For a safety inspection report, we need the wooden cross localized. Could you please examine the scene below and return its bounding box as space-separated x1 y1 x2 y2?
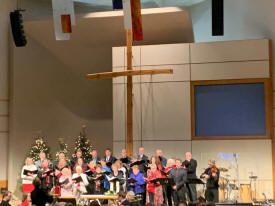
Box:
87 29 173 157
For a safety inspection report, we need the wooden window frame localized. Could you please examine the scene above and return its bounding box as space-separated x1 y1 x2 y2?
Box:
191 78 273 140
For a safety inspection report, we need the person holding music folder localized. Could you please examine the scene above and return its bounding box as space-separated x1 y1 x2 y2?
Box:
169 158 187 206
90 164 105 194
31 177 53 206
73 158 87 173
59 167 73 196
38 159 54 192
200 159 220 203
108 164 125 192
120 148 132 165
54 158 70 195
21 157 38 192
184 152 197 203
100 159 112 191
150 156 162 172
145 164 163 205
72 165 90 194
128 165 145 195
87 160 96 173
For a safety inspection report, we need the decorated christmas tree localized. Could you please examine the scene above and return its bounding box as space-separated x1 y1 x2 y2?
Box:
28 134 51 161
72 125 92 161
55 138 69 160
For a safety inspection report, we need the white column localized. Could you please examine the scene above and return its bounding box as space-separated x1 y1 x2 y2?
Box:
0 0 16 188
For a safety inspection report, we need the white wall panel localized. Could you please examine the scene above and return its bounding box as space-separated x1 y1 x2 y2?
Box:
142 140 191 161
192 139 273 199
113 84 126 141
141 64 190 83
112 47 125 68
141 44 190 66
0 101 8 114
190 39 269 63
113 83 142 141
141 82 191 140
191 61 269 81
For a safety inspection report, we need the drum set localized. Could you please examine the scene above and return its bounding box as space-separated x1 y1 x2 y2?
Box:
218 168 258 203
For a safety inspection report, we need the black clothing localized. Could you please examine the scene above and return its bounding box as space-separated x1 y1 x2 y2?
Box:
0 200 11 206
158 156 167 168
202 167 220 203
137 154 149 175
185 158 197 202
31 187 53 206
121 199 131 206
169 167 187 205
38 170 54 191
104 155 117 165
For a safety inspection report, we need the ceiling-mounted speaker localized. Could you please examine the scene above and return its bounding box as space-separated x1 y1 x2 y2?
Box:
212 0 224 36
10 10 27 47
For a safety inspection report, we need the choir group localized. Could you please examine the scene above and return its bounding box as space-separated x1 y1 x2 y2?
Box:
19 147 220 206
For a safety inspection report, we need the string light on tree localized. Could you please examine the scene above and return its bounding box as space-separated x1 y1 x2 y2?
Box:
72 125 92 161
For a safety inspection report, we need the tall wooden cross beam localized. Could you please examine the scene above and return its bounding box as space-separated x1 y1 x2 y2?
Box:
87 29 173 157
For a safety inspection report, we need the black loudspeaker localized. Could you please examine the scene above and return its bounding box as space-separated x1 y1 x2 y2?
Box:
10 10 27 47
212 0 224 36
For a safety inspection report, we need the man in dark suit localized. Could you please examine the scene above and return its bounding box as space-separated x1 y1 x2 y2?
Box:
169 159 187 206
137 147 149 174
104 148 116 166
184 152 197 203
156 149 167 168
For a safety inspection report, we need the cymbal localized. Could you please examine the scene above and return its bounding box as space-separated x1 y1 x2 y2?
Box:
219 167 228 172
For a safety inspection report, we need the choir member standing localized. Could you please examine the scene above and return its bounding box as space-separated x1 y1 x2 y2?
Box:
201 159 220 203
35 151 51 172
137 147 149 175
59 167 73 196
92 164 105 194
38 159 54 192
169 159 187 206
164 159 176 206
128 165 145 196
21 157 37 192
150 156 162 171
54 158 70 195
146 164 163 206
70 149 83 168
156 149 167 169
100 159 111 191
184 152 197 203
89 149 101 163
104 148 117 166
109 164 125 192
72 165 89 195
73 158 87 173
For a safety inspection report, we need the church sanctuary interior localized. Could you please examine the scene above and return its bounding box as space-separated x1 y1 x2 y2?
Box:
1 0 275 205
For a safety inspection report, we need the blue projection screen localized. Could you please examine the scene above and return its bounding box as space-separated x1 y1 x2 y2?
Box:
194 83 266 136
